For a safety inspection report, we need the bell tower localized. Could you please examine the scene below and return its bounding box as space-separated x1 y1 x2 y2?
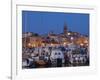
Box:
63 23 68 34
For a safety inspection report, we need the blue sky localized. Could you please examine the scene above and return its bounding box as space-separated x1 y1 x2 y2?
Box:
22 11 89 35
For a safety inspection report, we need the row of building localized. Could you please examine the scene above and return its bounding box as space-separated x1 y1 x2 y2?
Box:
22 24 89 48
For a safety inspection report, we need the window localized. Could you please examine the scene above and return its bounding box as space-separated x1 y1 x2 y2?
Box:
58 53 61 55
55 53 57 55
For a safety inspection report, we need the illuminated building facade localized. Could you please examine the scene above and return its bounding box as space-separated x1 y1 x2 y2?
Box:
22 23 89 48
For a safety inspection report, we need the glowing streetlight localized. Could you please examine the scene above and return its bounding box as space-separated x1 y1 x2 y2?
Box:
80 43 84 46
71 37 74 40
84 40 88 44
28 43 31 46
42 43 45 47
67 32 71 35
63 42 67 46
51 43 54 46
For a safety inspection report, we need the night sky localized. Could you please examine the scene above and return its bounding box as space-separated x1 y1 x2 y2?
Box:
22 11 89 35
